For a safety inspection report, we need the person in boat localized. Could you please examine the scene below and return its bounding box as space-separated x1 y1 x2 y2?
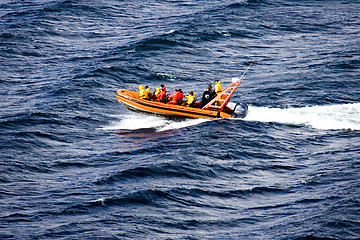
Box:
152 87 160 100
177 89 185 104
158 84 167 103
214 80 223 106
214 80 222 96
168 89 184 105
168 89 178 105
144 85 152 100
182 91 196 107
200 83 216 108
138 85 147 99
167 89 176 104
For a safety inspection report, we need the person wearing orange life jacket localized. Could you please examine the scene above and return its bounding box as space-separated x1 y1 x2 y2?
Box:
177 89 185 104
144 85 152 99
169 89 184 105
182 91 196 107
138 85 146 99
178 89 185 104
158 84 167 103
168 89 178 104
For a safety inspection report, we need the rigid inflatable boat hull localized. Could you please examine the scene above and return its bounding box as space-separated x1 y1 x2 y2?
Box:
115 89 240 119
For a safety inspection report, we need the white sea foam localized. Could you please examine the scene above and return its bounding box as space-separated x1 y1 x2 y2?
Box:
102 113 209 131
167 29 176 34
102 114 168 130
104 104 360 132
156 118 209 132
244 103 360 131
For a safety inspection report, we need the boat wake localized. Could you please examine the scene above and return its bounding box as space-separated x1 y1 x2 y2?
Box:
102 113 209 132
244 103 360 131
103 103 360 132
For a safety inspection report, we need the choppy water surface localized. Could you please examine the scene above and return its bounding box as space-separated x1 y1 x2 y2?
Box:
1 0 359 239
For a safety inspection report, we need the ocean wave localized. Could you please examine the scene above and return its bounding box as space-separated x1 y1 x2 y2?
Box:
95 162 217 185
52 161 88 169
1 0 360 239
87 185 288 210
1 111 61 128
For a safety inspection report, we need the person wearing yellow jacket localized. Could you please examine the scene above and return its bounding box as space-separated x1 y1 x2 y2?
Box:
153 87 160 97
144 86 152 99
183 91 196 107
214 80 222 95
138 85 146 99
214 80 223 106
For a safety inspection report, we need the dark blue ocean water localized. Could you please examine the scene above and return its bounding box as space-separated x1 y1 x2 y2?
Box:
1 0 360 239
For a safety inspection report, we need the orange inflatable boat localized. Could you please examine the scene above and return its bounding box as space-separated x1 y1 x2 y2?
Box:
115 80 248 119
116 65 251 119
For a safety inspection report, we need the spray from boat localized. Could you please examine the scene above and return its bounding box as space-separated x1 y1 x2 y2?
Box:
102 113 210 132
103 103 360 132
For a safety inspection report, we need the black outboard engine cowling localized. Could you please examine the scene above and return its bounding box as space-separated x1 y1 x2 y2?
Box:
232 102 248 118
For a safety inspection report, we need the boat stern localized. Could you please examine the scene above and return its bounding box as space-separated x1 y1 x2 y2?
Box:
226 102 248 118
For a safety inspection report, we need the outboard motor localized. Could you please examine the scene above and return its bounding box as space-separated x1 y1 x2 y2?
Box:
232 102 248 118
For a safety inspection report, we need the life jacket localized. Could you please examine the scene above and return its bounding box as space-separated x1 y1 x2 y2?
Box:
158 86 167 102
154 88 160 97
185 92 196 106
152 88 160 101
177 91 185 103
215 81 222 95
144 87 151 99
138 85 146 99
168 91 177 104
169 90 184 104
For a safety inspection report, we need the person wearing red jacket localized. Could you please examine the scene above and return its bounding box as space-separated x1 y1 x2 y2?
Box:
158 84 167 103
169 89 184 105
